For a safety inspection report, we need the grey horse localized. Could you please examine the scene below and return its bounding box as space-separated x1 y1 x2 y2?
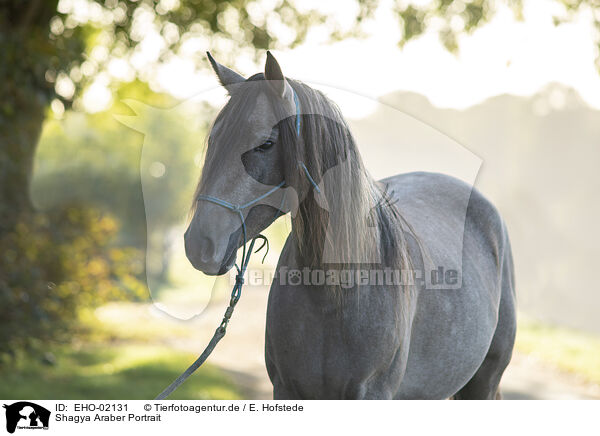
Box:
184 52 516 399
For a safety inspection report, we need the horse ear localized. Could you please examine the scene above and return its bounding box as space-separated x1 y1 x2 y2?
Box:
206 52 245 90
264 51 289 98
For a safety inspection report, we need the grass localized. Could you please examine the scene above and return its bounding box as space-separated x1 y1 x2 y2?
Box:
0 304 241 400
515 315 600 385
0 344 240 400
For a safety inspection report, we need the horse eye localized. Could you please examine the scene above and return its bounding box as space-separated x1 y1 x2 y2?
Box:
256 140 275 152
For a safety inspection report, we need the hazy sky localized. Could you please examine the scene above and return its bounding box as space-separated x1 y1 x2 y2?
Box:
78 0 600 117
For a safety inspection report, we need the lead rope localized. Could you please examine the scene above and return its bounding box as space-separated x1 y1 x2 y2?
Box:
155 87 318 400
155 235 267 400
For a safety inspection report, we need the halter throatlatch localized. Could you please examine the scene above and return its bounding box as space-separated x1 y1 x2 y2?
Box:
155 87 319 400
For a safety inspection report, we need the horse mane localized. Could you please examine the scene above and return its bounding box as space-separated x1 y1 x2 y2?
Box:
280 78 415 286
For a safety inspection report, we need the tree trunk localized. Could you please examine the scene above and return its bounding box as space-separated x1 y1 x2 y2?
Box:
0 1 58 232
0 92 46 230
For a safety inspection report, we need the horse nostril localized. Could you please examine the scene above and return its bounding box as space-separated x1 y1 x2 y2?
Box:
185 231 219 265
198 236 216 262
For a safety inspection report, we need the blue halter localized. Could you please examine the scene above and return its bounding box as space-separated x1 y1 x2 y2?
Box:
195 87 318 259
293 88 301 136
293 90 320 193
193 87 320 301
156 86 322 400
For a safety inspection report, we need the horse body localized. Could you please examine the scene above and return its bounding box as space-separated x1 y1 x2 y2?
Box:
266 172 516 399
187 52 516 400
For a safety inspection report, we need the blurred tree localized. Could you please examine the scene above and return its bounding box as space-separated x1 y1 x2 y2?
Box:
31 86 205 280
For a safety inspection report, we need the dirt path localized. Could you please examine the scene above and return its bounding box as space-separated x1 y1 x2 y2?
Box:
152 285 600 400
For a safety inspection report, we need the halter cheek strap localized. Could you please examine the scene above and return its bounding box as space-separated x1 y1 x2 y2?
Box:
293 88 301 136
292 88 321 194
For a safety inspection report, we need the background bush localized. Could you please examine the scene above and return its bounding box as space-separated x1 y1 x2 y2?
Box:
0 205 145 362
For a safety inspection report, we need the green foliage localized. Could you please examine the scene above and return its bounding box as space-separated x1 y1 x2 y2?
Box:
0 206 145 362
5 0 598 128
0 0 343 112
393 0 497 51
391 0 600 69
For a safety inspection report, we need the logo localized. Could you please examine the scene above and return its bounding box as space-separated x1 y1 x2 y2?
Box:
3 402 50 434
